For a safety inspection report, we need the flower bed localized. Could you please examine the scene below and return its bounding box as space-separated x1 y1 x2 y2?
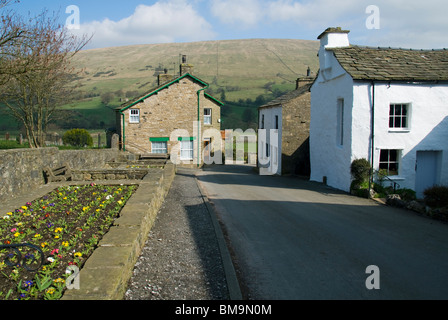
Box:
0 183 137 300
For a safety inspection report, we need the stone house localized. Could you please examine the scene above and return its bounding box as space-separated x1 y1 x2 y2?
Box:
258 77 313 176
116 57 223 167
310 27 448 197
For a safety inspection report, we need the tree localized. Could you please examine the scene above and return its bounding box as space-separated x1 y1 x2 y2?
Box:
101 92 115 105
0 8 91 148
62 128 93 148
242 108 254 123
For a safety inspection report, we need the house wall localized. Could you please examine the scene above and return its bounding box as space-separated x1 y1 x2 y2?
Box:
310 60 354 191
352 82 448 195
258 106 282 175
281 91 311 175
119 77 221 166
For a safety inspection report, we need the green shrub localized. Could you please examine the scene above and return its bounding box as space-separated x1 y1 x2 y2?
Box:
62 129 93 148
395 188 416 202
424 185 448 208
350 158 371 192
351 159 371 182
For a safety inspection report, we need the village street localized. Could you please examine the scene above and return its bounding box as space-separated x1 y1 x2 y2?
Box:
196 164 448 300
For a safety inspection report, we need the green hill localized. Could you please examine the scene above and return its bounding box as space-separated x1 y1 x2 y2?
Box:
0 38 319 133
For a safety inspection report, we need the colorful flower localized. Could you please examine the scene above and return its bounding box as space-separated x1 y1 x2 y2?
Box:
46 288 55 295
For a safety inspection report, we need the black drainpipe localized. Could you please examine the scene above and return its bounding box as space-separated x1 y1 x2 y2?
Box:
369 81 375 197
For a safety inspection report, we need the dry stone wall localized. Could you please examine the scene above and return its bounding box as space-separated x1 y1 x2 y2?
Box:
0 148 121 203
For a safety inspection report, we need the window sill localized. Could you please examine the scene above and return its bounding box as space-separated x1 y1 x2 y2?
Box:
388 129 410 133
384 176 405 181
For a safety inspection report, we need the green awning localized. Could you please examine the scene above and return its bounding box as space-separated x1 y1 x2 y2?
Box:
178 137 196 141
150 137 170 142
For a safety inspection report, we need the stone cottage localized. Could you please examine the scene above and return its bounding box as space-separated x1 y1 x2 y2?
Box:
116 57 223 167
258 77 313 176
310 27 448 198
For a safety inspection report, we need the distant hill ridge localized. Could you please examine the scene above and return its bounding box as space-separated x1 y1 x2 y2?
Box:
72 38 320 101
0 39 320 132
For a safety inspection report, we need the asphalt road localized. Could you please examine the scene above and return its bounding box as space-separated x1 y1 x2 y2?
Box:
196 164 448 300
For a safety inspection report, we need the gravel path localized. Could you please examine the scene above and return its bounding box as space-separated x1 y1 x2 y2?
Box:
124 168 230 300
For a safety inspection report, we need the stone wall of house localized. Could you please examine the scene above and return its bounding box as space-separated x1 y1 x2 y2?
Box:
0 148 121 203
281 88 311 176
120 76 221 165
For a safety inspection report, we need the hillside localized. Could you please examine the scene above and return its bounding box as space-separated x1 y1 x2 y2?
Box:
0 38 319 132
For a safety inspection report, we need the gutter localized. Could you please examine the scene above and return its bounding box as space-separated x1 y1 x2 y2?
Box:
197 85 209 168
120 110 126 152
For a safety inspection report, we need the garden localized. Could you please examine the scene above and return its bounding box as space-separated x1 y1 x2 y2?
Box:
0 183 137 300
350 159 448 221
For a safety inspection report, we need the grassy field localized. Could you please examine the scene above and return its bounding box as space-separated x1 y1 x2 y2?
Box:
0 38 319 134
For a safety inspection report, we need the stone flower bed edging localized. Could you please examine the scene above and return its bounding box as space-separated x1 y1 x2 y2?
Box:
61 163 176 300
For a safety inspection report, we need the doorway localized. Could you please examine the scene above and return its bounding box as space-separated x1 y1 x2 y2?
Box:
415 151 442 199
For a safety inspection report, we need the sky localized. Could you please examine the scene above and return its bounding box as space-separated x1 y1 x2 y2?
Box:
9 0 448 50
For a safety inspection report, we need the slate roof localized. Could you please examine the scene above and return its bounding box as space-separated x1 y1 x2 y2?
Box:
118 73 223 112
328 46 448 82
259 83 312 109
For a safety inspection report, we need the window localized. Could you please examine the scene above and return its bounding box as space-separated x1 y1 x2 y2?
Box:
180 140 194 160
204 108 212 125
152 141 167 154
130 109 140 123
336 99 344 146
389 104 409 129
379 149 400 176
261 115 265 129
275 115 279 130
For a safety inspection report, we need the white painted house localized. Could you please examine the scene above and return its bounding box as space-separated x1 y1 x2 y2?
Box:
310 27 448 198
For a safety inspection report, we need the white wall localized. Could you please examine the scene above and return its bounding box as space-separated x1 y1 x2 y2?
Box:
352 82 448 194
310 52 354 192
258 106 282 175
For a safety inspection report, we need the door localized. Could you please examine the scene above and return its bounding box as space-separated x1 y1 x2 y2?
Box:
415 151 442 199
203 139 211 163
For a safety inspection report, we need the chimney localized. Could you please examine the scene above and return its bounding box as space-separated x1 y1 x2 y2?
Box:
180 54 194 76
296 67 314 89
317 27 350 49
318 27 350 73
158 68 173 86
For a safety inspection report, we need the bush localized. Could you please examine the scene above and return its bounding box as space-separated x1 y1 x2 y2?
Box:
351 159 371 182
423 185 448 208
395 188 416 202
350 159 371 191
62 129 93 148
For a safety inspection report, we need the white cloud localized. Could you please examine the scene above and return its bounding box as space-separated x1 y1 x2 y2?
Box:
210 0 264 27
208 0 448 48
72 1 215 49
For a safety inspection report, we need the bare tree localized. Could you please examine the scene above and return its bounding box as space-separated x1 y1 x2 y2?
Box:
0 8 91 147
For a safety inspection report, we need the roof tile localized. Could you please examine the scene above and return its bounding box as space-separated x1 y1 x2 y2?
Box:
329 46 448 81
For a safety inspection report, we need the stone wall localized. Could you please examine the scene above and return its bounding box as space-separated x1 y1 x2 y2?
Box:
281 85 311 176
0 148 121 203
